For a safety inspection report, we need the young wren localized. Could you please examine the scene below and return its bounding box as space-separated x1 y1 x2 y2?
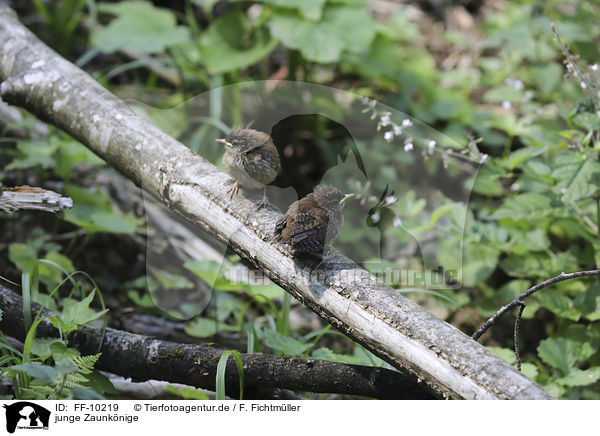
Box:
217 128 281 209
275 185 354 256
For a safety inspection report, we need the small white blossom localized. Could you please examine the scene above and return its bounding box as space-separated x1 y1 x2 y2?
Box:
404 142 414 151
393 124 402 135
502 101 512 109
591 64 598 71
513 80 524 90
524 91 533 102
504 78 513 86
384 195 397 206
511 183 520 191
401 119 413 128
580 81 587 89
566 63 573 71
384 131 394 142
480 153 489 163
393 217 402 228
380 114 391 126
426 139 436 153
371 213 381 223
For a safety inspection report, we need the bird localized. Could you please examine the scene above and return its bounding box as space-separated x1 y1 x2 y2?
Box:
275 185 354 257
216 128 281 209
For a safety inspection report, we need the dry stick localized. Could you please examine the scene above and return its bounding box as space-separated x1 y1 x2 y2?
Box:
0 4 552 399
472 269 600 342
0 285 433 400
514 301 526 371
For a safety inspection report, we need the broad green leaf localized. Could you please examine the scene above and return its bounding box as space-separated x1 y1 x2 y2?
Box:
9 362 58 384
537 337 576 375
535 290 580 321
551 153 600 203
199 10 278 74
263 329 311 356
487 346 516 364
269 5 375 63
574 284 600 321
504 146 547 170
150 268 194 290
312 347 365 365
30 337 62 359
167 385 210 400
71 387 106 400
5 141 58 170
60 291 108 328
8 243 38 273
63 204 137 234
556 367 600 387
531 64 562 96
184 317 237 338
262 0 326 20
490 192 552 220
92 1 190 53
269 14 344 63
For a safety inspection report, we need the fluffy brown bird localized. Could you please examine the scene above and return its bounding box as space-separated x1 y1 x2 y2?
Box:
217 128 281 209
275 185 354 256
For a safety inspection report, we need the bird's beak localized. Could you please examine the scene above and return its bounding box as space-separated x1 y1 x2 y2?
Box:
339 193 355 205
216 138 233 148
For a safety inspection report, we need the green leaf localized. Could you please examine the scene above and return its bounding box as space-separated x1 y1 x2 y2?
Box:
5 141 58 170
504 146 547 170
167 385 209 400
535 290 580 321
556 367 600 387
71 387 106 400
537 338 576 375
92 1 190 53
551 152 600 202
269 5 375 63
262 0 326 20
9 362 58 384
184 317 236 338
312 347 367 365
531 64 563 96
63 204 137 234
574 284 600 321
215 350 244 400
60 290 108 328
490 193 552 220
263 329 311 356
199 10 278 74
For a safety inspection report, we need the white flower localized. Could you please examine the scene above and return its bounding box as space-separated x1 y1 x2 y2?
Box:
480 153 489 163
580 81 587 89
384 195 396 206
566 63 573 71
513 79 524 90
371 212 380 223
380 114 391 126
524 91 533 102
511 183 520 191
401 119 413 128
504 78 513 86
384 131 394 142
393 217 402 228
591 64 598 71
393 124 402 135
502 101 512 109
426 139 436 153
404 142 413 151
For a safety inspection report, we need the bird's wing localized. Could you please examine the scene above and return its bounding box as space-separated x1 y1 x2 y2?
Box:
289 207 329 253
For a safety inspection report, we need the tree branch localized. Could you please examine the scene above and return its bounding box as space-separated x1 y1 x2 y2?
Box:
0 4 552 399
0 185 73 213
0 284 433 400
472 269 600 342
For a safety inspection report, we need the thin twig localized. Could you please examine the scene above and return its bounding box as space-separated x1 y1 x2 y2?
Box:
514 301 526 371
472 269 600 341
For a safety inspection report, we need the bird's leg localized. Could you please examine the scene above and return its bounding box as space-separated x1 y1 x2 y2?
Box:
226 181 240 200
256 186 268 210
